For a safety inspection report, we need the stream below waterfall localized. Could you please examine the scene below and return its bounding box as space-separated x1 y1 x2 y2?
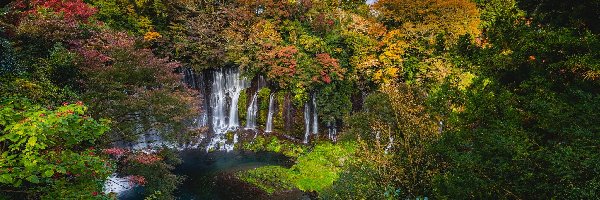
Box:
119 150 310 200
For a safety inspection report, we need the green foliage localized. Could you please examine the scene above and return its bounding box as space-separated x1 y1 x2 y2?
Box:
0 76 77 105
90 0 173 34
316 81 353 124
258 88 272 126
241 135 306 158
238 89 248 127
239 141 356 194
237 166 295 194
291 142 356 192
517 0 600 33
2 0 600 199
320 160 399 200
0 98 113 199
37 44 82 89
427 1 600 199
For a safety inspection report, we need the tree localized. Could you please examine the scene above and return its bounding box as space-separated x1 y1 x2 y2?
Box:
517 0 600 33
326 83 441 198
430 0 600 198
374 0 480 43
0 99 113 199
73 30 199 144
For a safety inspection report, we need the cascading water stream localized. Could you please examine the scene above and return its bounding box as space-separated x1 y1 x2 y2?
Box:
328 121 337 142
206 68 249 152
311 94 318 135
211 70 227 133
303 102 311 143
265 93 275 132
246 92 259 129
226 71 246 129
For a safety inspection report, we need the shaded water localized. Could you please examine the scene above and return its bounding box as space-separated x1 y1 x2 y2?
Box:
122 150 307 200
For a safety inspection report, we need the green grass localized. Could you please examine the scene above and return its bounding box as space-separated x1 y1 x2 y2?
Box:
237 140 357 194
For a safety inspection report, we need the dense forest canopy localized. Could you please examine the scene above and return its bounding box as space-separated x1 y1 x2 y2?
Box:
1 0 599 199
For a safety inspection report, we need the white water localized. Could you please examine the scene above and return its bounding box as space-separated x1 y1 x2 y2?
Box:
311 94 318 135
328 121 337 142
303 102 311 143
246 92 259 129
206 68 249 152
302 94 320 143
385 136 394 154
104 174 132 196
226 71 246 129
211 70 228 132
265 93 275 132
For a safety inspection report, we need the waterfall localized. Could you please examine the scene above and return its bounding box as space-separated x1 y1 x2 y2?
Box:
210 70 228 133
311 94 318 135
385 136 394 154
303 102 311 143
226 71 245 129
265 93 275 132
246 92 259 129
258 76 266 88
302 94 319 143
206 68 249 152
328 121 337 142
245 76 266 130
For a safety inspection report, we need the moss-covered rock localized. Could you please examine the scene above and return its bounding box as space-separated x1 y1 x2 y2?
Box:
225 131 235 142
238 89 248 127
236 166 296 195
274 91 286 132
258 88 271 127
241 135 306 158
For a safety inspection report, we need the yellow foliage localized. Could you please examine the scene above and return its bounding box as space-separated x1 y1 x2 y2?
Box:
299 34 326 53
456 72 476 91
249 20 283 46
373 69 383 82
421 58 453 83
143 31 162 41
375 0 481 41
379 30 408 66
341 12 387 38
372 66 401 84
385 67 399 79
351 54 380 71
